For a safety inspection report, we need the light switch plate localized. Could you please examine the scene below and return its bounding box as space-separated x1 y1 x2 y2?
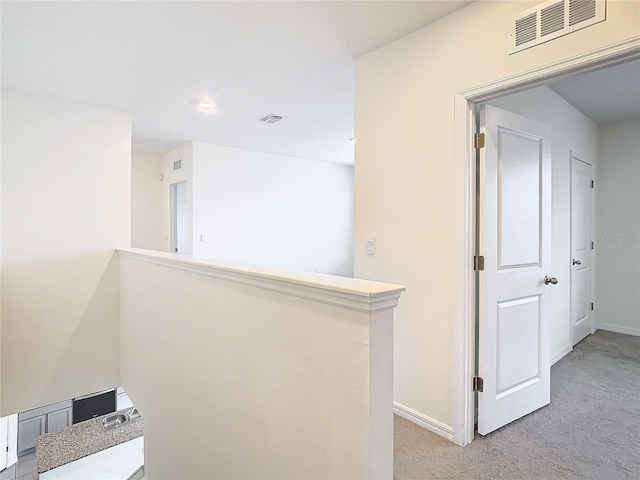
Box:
366 237 375 255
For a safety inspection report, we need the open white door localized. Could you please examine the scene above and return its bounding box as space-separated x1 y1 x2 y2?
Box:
170 181 191 255
477 105 554 435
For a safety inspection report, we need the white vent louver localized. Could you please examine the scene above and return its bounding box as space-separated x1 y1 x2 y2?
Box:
259 114 285 124
541 2 565 37
173 159 182 170
510 0 605 54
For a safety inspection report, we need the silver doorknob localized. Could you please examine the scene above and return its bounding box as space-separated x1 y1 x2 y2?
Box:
544 276 558 285
572 259 582 265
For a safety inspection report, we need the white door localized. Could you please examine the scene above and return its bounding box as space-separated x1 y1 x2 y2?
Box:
477 105 554 435
170 181 191 255
0 415 18 470
571 156 593 345
0 416 7 470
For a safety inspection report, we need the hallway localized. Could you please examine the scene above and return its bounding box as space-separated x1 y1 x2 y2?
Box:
394 331 640 479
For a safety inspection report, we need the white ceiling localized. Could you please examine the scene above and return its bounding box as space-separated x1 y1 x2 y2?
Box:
549 59 640 125
1 1 472 165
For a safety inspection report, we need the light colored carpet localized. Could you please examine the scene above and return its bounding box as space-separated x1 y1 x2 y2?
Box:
394 330 640 479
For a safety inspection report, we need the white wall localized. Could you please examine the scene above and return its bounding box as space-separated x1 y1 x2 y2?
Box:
596 119 640 335
488 86 599 363
191 142 354 277
131 152 163 251
1 89 131 415
354 0 639 439
119 249 401 479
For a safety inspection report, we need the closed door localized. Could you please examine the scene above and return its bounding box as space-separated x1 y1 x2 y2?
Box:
477 105 554 435
571 157 593 345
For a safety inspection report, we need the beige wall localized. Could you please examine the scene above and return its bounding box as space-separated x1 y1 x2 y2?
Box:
131 152 163 251
354 0 639 437
596 119 640 335
1 90 131 415
119 250 400 479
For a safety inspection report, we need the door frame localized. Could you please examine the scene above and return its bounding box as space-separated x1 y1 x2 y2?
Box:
453 38 640 446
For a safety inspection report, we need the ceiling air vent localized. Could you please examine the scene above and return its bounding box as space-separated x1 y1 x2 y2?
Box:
259 114 285 124
510 0 606 54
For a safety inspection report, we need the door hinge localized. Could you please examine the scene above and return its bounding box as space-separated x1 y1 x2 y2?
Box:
591 180 594 188
474 255 485 271
474 133 485 149
591 302 594 311
473 376 484 393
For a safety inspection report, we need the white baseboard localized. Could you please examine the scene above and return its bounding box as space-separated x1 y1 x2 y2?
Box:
597 324 640 336
393 402 454 442
551 344 572 365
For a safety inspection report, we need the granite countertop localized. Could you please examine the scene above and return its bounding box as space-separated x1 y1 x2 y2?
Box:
36 408 144 473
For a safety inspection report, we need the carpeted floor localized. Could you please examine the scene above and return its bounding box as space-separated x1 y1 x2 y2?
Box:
394 330 640 479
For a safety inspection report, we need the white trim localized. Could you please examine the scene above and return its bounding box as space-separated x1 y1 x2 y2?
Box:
117 248 404 314
596 324 640 337
456 37 640 447
452 93 476 447
393 402 454 442
551 345 573 365
459 36 640 103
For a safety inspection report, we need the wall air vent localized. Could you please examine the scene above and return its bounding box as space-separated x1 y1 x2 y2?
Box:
173 159 182 171
569 0 597 25
510 0 605 54
541 1 565 36
515 13 537 46
259 114 285 124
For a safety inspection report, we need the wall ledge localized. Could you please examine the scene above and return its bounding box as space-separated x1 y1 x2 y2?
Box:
117 248 404 314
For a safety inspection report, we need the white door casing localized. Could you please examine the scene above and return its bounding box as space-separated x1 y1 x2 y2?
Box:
571 156 594 345
477 105 553 435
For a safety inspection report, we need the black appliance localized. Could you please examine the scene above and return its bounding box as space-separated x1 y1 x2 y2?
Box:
72 389 116 424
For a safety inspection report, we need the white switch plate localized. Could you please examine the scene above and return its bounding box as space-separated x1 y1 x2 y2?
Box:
366 237 375 255
200 234 208 242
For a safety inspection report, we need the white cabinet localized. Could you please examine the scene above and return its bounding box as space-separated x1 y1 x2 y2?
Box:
17 415 46 454
17 400 73 456
47 407 72 434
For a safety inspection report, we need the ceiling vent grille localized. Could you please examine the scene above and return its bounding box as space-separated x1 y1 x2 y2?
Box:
259 114 285 124
510 0 606 54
